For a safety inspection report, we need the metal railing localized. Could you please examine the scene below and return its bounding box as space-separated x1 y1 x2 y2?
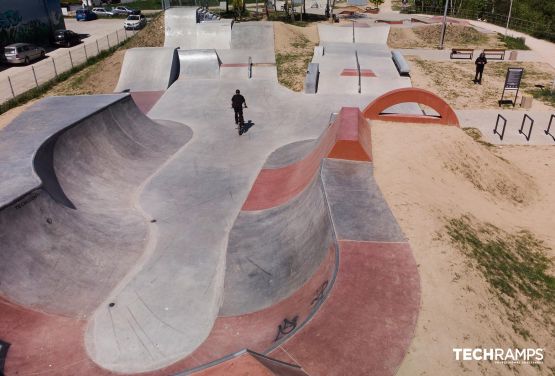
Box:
493 114 507 141
355 50 361 94
0 28 137 106
402 5 555 41
545 114 555 141
518 114 534 141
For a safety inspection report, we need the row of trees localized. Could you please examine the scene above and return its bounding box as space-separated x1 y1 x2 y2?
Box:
411 0 554 39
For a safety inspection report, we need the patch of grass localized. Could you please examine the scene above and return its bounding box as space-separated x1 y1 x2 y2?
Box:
121 0 162 10
267 11 327 26
0 47 119 115
413 24 488 47
532 88 555 107
276 51 312 91
498 34 530 50
462 127 495 148
445 215 555 340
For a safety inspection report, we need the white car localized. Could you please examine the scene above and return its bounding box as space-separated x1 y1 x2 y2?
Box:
112 6 140 15
124 14 147 30
92 7 114 17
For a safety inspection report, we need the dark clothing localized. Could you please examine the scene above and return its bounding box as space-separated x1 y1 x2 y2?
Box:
234 107 244 124
231 94 246 109
474 55 487 83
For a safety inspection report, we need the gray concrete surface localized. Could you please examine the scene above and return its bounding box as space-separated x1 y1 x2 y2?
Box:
322 159 406 242
178 49 221 79
115 47 179 92
457 109 555 145
0 95 192 318
221 175 333 316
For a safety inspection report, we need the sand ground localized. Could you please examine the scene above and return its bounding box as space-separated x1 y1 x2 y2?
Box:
372 122 555 376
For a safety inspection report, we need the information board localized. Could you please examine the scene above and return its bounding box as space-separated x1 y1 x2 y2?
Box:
504 68 524 89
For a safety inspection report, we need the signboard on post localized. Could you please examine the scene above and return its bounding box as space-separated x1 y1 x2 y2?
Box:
499 67 524 107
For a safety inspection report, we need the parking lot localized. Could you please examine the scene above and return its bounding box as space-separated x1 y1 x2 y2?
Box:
0 18 124 80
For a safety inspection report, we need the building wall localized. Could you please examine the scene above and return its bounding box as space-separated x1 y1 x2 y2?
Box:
0 0 65 48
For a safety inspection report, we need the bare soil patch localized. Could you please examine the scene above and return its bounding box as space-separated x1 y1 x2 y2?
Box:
371 122 555 376
274 21 319 91
407 56 555 110
388 24 503 49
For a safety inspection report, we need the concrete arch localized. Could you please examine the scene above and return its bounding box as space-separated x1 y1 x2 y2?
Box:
363 88 460 126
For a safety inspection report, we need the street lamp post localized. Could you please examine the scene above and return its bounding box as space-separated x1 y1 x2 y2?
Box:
438 0 449 49
505 0 514 36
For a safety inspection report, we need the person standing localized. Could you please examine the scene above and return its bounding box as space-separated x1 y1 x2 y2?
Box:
231 89 247 125
474 52 488 84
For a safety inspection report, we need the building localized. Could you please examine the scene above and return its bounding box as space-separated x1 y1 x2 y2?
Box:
0 0 65 49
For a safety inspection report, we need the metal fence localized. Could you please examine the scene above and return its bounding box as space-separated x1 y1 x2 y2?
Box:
0 28 137 106
402 6 555 41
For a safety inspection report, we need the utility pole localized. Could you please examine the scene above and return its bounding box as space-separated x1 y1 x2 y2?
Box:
505 0 514 36
438 0 449 49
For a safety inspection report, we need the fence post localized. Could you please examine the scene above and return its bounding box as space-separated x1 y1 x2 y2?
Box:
84 44 88 60
31 66 39 88
107 35 110 49
116 30 120 44
96 40 100 55
69 50 74 68
124 28 128 40
7 76 15 98
52 59 58 78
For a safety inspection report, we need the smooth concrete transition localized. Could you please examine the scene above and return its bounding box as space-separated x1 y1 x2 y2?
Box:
0 14 426 376
115 47 179 92
178 49 221 79
164 7 233 50
221 176 333 316
0 95 192 317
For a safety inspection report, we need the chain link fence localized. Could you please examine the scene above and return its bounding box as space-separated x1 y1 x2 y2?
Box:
0 28 138 106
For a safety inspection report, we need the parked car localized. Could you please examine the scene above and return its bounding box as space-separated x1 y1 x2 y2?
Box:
124 14 147 30
92 7 114 17
112 6 140 15
76 9 97 21
4 43 46 65
53 29 81 47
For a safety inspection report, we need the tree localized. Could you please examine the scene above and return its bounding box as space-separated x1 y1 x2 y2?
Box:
371 0 384 9
232 0 243 20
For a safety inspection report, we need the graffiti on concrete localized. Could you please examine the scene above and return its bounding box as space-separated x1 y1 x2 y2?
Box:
311 280 329 306
274 315 299 342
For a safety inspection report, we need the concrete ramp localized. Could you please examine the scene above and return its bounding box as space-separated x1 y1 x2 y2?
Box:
318 24 354 43
115 47 179 92
354 25 390 44
164 7 232 49
0 95 192 318
178 49 221 79
164 7 197 48
231 22 274 50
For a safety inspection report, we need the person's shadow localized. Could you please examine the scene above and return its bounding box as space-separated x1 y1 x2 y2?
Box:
242 120 255 134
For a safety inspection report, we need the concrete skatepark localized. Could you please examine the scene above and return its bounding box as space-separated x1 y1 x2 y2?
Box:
0 6 483 376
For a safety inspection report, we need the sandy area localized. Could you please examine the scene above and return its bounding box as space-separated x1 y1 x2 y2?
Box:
371 121 555 376
389 24 504 49
407 57 555 110
274 22 319 91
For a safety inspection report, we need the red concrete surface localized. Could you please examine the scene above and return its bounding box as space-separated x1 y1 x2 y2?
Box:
328 107 372 162
363 88 460 126
190 351 309 376
340 69 376 77
272 240 421 376
130 91 165 114
243 108 372 210
1 245 335 375
189 353 276 376
241 119 339 211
